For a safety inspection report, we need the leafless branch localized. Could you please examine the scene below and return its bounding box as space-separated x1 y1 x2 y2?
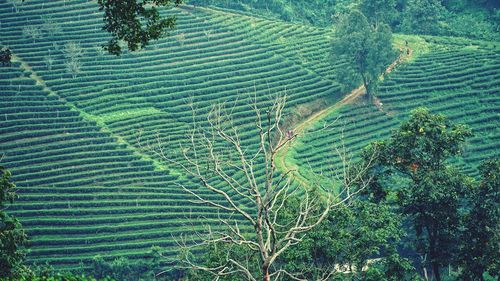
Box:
144 94 376 280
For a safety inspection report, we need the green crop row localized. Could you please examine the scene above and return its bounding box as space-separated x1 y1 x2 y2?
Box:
293 39 499 189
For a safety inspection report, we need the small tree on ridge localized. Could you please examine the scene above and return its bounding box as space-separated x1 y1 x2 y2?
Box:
331 9 397 101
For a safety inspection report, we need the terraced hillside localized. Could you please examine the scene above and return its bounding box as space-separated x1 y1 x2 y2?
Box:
0 0 344 269
2 0 498 272
0 59 236 267
289 37 499 185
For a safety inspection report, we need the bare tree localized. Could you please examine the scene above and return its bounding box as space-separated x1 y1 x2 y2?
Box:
175 32 186 47
63 42 83 79
6 0 23 13
63 42 83 59
65 58 81 79
94 44 106 57
44 55 55 71
146 95 374 280
22 25 42 43
42 16 63 37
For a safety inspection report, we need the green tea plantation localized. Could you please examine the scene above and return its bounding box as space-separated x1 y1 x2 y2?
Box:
0 0 498 273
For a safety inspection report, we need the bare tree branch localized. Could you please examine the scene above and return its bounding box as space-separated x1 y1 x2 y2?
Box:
145 94 375 280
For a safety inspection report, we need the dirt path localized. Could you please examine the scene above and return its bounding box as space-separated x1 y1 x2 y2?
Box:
275 47 414 187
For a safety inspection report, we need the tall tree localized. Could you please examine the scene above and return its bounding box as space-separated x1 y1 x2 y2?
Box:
97 0 182 55
331 9 396 101
363 108 473 281
0 164 30 279
459 158 499 280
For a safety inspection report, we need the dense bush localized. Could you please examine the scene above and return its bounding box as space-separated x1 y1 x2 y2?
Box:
188 0 337 26
187 0 499 41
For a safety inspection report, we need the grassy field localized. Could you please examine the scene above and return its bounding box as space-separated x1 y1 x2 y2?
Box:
0 0 498 271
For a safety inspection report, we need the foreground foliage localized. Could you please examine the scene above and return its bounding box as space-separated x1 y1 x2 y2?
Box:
458 159 500 280
186 195 421 280
0 165 29 279
97 0 182 55
363 108 498 281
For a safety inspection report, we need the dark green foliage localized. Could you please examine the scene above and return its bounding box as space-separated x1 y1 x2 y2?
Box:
0 166 30 280
378 108 472 171
364 108 473 281
331 9 397 99
185 196 419 280
401 167 470 280
90 247 163 281
398 0 498 40
97 0 182 55
189 0 498 41
280 199 408 279
458 158 499 280
184 243 259 281
26 271 115 281
363 253 423 281
400 0 446 35
359 0 398 27
0 48 12 67
188 0 337 27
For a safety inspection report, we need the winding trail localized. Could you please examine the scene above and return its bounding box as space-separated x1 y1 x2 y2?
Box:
275 47 414 187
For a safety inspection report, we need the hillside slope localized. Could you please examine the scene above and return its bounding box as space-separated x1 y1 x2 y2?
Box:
0 0 343 269
288 37 499 186
0 0 498 271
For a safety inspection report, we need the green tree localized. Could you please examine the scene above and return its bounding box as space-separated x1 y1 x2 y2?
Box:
459 158 499 280
400 0 446 34
331 9 396 101
279 198 410 280
89 246 165 280
186 196 420 280
97 0 182 55
364 108 473 281
184 242 259 281
0 48 12 67
0 165 30 279
363 253 423 281
359 0 398 28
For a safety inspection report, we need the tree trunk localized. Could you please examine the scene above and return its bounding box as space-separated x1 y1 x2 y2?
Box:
361 74 372 102
432 262 441 281
263 264 270 281
429 229 441 281
423 267 429 280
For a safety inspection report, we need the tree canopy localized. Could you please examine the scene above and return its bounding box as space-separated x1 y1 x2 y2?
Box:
0 165 30 279
458 158 500 280
0 48 12 67
359 0 397 27
400 0 446 34
97 0 182 55
363 108 474 281
331 9 396 100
